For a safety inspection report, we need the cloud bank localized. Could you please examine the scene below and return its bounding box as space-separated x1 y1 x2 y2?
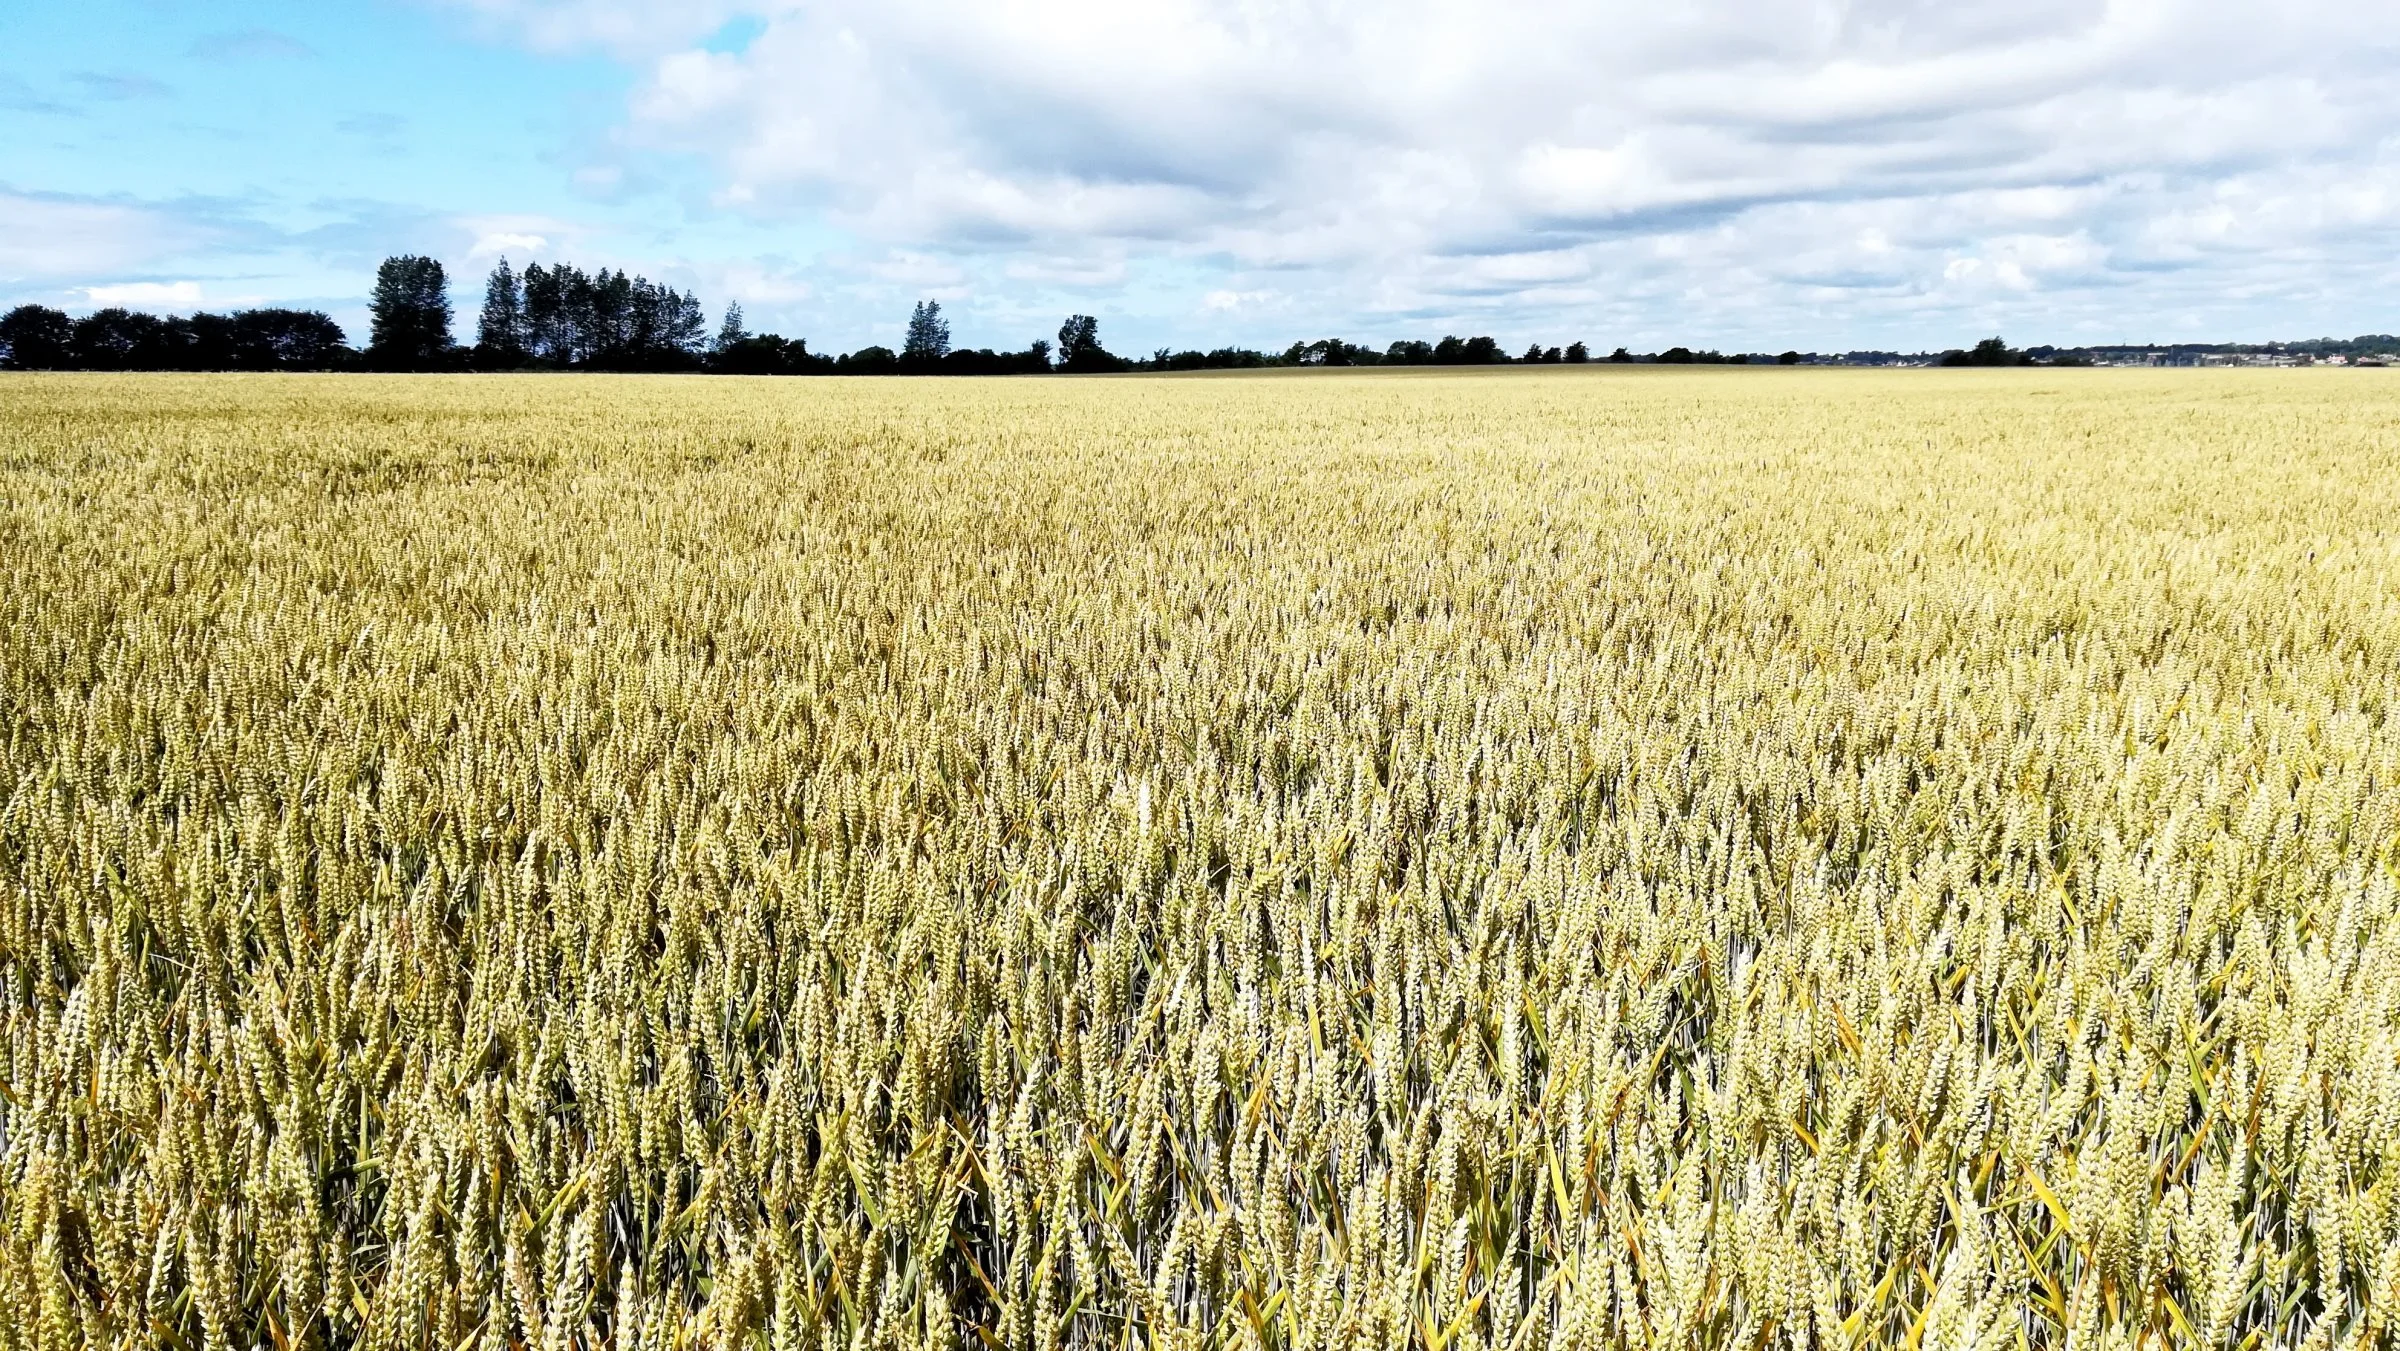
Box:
434 0 2400 346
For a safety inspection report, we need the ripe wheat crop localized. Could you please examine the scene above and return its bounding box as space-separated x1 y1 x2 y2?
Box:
3 368 2398 1351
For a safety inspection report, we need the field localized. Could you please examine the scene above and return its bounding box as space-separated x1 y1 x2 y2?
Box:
2 368 2398 1351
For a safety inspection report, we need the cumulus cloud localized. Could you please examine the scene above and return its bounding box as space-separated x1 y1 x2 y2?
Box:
398 1 2400 342
82 280 207 307
1201 290 1275 313
469 230 552 258
0 191 204 282
709 260 814 306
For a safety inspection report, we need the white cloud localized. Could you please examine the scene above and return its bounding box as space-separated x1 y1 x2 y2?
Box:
82 280 207 306
1004 253 1128 286
710 261 813 305
470 231 550 258
454 214 592 264
440 1 2400 345
1201 289 1275 313
863 250 969 289
0 192 195 282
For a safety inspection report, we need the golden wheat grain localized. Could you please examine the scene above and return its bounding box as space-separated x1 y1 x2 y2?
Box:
0 367 2396 1350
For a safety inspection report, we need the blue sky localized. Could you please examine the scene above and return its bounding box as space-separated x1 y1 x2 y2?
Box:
5 0 2399 355
0 2 791 339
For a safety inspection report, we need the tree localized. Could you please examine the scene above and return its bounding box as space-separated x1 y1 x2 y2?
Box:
488 259 704 370
475 258 528 366
716 302 747 352
615 278 704 368
1564 342 1589 364
522 264 567 363
903 300 951 366
1778 350 1803 365
1028 338 1053 369
73 309 181 369
1057 315 1099 366
1056 315 1123 372
712 332 826 376
368 255 454 369
1290 339 1377 367
217 310 349 369
840 345 900 374
1422 335 1506 365
1607 347 1633 363
584 269 632 357
0 305 74 369
1939 337 2024 367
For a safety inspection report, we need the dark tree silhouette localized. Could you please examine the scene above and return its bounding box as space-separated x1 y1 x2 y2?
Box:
368 255 453 369
522 264 568 363
903 300 951 367
207 310 349 369
624 277 706 367
715 302 747 353
1057 315 1100 368
4 305 349 371
72 309 181 369
711 333 830 375
475 259 528 366
1056 315 1124 372
1288 339 1381 366
1148 347 1270 370
1430 335 1507 365
1564 342 1589 363
937 345 1057 375
63 307 354 370
253 310 347 367
0 305 75 369
1940 337 2025 367
500 260 704 369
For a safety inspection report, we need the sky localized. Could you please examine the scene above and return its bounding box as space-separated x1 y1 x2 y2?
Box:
4 0 2398 356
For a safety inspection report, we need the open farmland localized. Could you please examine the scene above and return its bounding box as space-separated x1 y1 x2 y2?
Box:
3 368 2399 1350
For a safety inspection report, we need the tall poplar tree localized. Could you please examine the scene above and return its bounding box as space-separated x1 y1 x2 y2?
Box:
903 300 951 366
367 255 453 369
476 258 527 364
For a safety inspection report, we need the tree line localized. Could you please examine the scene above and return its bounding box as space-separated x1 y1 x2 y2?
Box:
1 250 2096 375
0 305 349 371
1935 337 2092 367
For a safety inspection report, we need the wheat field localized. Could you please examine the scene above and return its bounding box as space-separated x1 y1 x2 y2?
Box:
3 369 2398 1351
